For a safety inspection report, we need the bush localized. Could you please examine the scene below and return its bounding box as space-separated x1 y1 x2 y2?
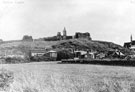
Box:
30 56 51 62
57 50 74 60
5 57 30 64
0 68 14 91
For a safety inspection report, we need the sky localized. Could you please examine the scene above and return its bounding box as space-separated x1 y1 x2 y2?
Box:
0 0 135 45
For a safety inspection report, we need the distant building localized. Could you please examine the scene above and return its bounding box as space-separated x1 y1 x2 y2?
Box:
48 50 57 60
30 49 57 61
124 42 131 49
63 27 67 40
124 35 135 52
107 49 124 58
57 32 62 40
44 27 92 41
22 35 33 41
30 49 47 57
73 50 95 59
74 32 92 40
56 27 71 40
96 53 106 59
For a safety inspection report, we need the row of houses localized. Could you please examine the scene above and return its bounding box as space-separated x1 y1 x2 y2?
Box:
72 49 124 60
30 49 57 61
0 47 125 62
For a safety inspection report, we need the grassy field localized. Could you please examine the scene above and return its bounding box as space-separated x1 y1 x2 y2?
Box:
1 62 135 92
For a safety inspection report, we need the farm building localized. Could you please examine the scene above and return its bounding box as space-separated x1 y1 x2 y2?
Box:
124 35 135 52
74 51 87 59
85 52 95 59
96 53 106 59
48 50 57 61
107 49 125 58
74 50 95 59
48 50 57 58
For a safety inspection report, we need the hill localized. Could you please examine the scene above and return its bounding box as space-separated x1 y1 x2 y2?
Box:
52 39 130 54
0 41 58 59
0 39 130 57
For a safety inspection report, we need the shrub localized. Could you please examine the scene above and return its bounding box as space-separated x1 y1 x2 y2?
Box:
5 57 30 64
57 50 74 60
0 68 14 91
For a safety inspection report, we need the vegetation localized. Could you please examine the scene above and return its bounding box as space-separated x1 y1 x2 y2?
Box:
0 68 14 91
52 39 130 54
57 49 74 60
0 62 135 92
5 57 30 64
0 39 131 62
0 39 129 54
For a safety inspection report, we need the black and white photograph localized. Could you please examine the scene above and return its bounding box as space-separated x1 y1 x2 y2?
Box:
0 0 135 92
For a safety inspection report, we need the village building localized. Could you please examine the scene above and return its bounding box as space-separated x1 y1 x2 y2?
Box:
124 35 135 52
74 50 87 59
48 50 57 60
96 53 106 59
73 50 95 59
107 49 124 58
30 49 47 57
85 52 95 59
30 49 57 61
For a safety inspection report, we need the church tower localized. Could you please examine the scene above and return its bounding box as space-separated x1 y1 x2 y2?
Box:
63 27 67 40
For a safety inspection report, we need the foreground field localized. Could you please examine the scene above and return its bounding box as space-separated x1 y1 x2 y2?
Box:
1 62 135 92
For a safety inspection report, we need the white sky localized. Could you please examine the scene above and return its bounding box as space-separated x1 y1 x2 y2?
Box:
0 0 135 45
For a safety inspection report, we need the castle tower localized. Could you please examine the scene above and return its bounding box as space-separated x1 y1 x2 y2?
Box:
63 27 67 40
57 32 62 40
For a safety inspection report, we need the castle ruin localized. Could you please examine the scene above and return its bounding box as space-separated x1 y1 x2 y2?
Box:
44 27 92 41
